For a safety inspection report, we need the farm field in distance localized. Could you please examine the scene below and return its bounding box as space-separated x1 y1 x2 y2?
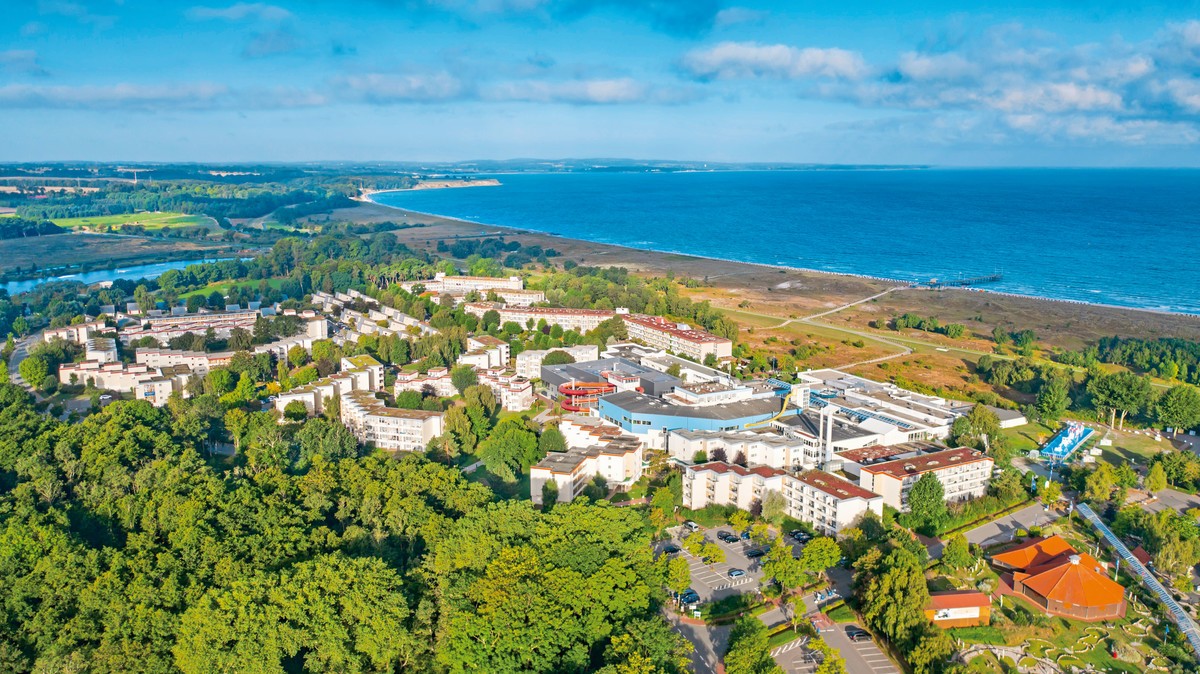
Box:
52 211 217 233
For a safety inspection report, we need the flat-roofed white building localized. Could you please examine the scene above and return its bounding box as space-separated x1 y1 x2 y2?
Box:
463 302 618 333
394 367 457 398
136 347 234 374
58 360 196 406
85 337 119 364
478 367 535 411
798 369 967 443
621 313 733 362
274 355 384 417
118 310 259 344
400 272 524 295
44 320 108 344
858 447 994 511
784 470 884 535
515 344 599 379
530 437 644 505
682 462 790 512
339 389 444 452
458 335 510 370
666 429 819 469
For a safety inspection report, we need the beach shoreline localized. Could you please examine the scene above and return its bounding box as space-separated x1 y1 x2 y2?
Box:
362 194 1200 321
357 179 501 202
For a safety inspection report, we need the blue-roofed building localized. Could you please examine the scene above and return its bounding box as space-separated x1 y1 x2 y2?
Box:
597 390 800 449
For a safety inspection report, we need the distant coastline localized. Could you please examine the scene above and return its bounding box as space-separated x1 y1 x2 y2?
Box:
365 186 1200 321
359 178 501 202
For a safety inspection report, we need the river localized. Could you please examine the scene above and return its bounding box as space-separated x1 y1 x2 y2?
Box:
2 258 239 296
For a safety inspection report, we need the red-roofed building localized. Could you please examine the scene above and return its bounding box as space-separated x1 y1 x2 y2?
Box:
925 591 992 628
991 535 1126 622
858 447 994 511
622 314 733 361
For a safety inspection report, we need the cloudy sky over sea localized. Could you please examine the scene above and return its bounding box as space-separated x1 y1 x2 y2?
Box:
5 1 1200 164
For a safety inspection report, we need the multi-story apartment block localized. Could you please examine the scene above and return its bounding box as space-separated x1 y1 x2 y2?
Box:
621 314 733 362
783 470 884 535
457 335 510 370
682 461 883 534
514 344 599 379
135 347 234 374
400 273 524 295
44 320 108 344
339 389 444 452
85 337 119 364
666 429 821 469
530 437 644 504
394 367 457 398
273 355 384 417
462 302 618 333
858 447 994 511
58 361 196 406
682 462 790 512
477 367 536 411
118 309 259 344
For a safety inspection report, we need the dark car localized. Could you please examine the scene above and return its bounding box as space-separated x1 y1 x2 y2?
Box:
746 548 766 559
847 629 872 643
740 530 751 540
789 529 804 539
662 544 681 555
717 531 737 543
679 591 700 607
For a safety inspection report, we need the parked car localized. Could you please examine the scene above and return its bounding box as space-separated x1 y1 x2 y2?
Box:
662 544 681 555
679 590 700 607
848 629 872 643
746 548 766 559
683 521 700 533
728 568 746 578
717 531 737 543
740 530 751 541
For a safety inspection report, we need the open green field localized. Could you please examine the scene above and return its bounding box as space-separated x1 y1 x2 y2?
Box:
0 232 242 276
53 211 215 231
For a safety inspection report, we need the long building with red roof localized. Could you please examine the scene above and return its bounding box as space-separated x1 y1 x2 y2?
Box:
991 535 1126 621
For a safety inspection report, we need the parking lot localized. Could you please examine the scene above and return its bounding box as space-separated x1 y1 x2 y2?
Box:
660 523 808 602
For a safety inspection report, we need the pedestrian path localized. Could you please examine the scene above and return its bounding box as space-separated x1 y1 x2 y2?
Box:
1076 502 1200 660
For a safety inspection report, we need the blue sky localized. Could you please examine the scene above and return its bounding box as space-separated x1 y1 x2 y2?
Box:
3 0 1200 165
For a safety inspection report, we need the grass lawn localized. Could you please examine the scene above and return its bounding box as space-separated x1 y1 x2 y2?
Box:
53 211 215 231
999 421 1059 453
826 603 856 623
1097 427 1172 467
178 278 285 299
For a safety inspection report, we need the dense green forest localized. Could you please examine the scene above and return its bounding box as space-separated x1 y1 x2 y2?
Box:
0 218 64 240
0 384 687 673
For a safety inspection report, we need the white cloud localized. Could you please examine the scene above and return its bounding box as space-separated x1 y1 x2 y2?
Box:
682 42 868 81
186 3 293 22
896 52 978 81
333 73 468 103
0 50 49 77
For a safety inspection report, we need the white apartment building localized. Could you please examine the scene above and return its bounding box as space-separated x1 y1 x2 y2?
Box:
621 314 733 362
462 302 619 333
681 461 883 534
274 355 385 417
515 344 600 379
858 447 994 511
85 337 119 364
118 309 259 344
457 335 510 370
478 367 536 411
394 367 457 398
44 320 108 344
58 360 196 406
135 347 234 374
400 272 524 295
666 429 821 470
682 462 790 512
783 470 884 535
530 437 644 505
339 390 444 452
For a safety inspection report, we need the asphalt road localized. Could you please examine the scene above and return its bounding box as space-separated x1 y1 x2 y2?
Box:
964 502 1062 548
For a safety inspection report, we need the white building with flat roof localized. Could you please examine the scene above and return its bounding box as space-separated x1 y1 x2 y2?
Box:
274 355 384 417
400 272 524 295
666 429 819 469
530 437 644 505
44 320 108 344
478 367 535 411
462 302 619 333
118 309 259 344
85 337 119 364
798 369 968 443
58 360 196 407
515 344 600 379
394 367 457 398
339 390 444 453
458 335 510 370
136 347 234 374
682 462 790 512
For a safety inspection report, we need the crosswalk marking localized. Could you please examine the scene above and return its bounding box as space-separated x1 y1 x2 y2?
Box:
770 637 808 657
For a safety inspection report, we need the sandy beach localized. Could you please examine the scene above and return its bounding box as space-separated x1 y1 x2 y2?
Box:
335 199 1200 354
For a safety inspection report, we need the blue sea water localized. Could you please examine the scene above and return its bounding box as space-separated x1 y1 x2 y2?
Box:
374 169 1200 314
